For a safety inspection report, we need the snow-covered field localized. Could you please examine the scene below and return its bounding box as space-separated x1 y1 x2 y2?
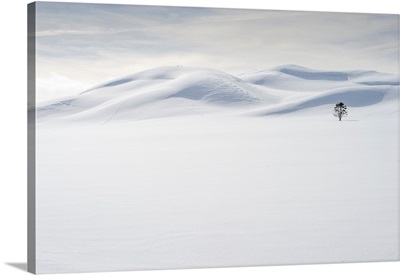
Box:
35 65 399 273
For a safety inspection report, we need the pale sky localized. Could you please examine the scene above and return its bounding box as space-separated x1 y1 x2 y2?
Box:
34 2 399 102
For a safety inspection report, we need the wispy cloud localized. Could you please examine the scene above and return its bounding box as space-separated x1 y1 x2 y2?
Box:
35 2 399 102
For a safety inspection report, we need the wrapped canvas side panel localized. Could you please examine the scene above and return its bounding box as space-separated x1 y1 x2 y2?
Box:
27 2 36 274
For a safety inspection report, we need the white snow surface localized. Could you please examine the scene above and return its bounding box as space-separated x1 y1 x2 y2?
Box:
35 65 399 273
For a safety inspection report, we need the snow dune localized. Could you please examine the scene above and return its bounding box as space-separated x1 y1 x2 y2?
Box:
37 65 398 123
37 67 274 122
242 64 349 83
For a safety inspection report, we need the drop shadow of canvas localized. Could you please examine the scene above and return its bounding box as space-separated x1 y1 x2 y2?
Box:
5 262 27 272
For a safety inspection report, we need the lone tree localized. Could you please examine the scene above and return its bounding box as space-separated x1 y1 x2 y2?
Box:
333 102 348 121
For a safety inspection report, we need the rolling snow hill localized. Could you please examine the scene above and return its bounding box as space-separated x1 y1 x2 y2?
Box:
36 65 398 123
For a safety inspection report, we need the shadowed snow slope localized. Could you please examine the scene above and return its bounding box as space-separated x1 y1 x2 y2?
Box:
37 65 399 123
